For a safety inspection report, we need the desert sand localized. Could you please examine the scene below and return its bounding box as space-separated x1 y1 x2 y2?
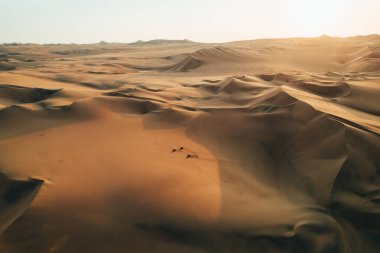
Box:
0 35 380 253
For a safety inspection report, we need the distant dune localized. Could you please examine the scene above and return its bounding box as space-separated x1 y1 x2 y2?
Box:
0 35 379 253
130 39 194 46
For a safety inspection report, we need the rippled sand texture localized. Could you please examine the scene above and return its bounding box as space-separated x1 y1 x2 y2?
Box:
0 36 380 253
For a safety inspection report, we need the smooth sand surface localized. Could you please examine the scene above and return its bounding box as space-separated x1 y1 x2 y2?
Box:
0 36 380 252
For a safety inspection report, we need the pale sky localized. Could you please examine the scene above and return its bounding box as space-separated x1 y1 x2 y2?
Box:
1 0 379 43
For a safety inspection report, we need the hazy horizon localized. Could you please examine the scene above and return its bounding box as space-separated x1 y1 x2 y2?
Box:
2 34 380 45
1 0 380 44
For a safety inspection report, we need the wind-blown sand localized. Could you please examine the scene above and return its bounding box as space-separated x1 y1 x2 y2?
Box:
0 35 379 253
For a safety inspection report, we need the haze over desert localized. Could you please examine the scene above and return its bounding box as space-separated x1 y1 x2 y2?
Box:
1 1 380 253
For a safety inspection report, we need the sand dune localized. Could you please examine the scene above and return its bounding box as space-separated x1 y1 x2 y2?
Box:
0 63 16 71
0 36 379 253
166 55 204 72
0 174 43 234
0 84 60 107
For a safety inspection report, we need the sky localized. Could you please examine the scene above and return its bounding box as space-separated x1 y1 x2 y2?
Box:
1 0 379 44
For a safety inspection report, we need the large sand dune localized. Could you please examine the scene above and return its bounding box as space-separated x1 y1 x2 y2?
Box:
0 36 379 253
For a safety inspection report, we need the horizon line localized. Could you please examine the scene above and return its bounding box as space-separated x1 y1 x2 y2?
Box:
1 34 379 46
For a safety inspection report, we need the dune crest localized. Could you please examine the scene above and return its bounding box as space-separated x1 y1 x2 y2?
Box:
0 174 43 234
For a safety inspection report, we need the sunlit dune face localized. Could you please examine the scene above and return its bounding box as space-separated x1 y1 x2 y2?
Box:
286 0 352 37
